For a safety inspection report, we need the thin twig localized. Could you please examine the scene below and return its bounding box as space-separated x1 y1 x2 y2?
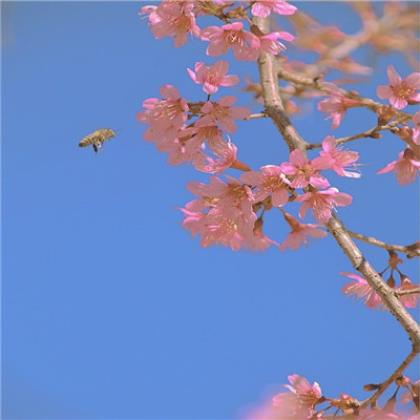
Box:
396 288 420 297
360 349 418 408
306 125 393 150
244 112 267 120
348 231 420 258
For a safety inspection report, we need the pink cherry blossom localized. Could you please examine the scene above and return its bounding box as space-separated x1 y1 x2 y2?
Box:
296 188 353 224
141 1 200 47
187 176 255 221
195 96 250 133
280 149 330 189
257 31 295 55
341 272 383 309
398 276 419 309
181 207 253 251
181 123 224 146
312 136 360 178
342 273 418 310
377 148 420 185
240 165 290 207
251 0 297 18
246 218 277 251
317 86 361 129
272 374 322 419
279 212 327 251
137 85 189 142
201 22 261 61
181 177 278 251
154 132 193 166
412 112 420 145
377 65 420 110
187 60 239 95
193 138 238 174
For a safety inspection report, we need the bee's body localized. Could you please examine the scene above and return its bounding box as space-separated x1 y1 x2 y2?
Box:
79 128 116 152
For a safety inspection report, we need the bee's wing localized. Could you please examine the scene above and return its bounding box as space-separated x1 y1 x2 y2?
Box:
98 129 116 142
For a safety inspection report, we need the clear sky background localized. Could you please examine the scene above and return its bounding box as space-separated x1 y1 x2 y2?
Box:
2 2 419 419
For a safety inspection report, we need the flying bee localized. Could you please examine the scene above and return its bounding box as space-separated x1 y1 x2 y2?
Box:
79 128 116 153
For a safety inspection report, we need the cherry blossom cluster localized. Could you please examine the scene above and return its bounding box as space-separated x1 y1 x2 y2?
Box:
179 136 357 252
141 0 295 59
317 66 420 185
248 373 420 419
136 74 249 174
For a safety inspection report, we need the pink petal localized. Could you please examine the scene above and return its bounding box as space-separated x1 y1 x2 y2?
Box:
404 72 420 89
251 3 271 18
221 75 240 87
377 85 392 99
271 189 289 207
390 96 408 110
387 65 402 86
289 149 307 166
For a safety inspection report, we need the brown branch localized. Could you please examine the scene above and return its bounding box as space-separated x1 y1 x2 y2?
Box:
306 124 393 150
396 288 420 297
360 349 418 408
254 17 308 152
347 231 420 258
254 15 420 351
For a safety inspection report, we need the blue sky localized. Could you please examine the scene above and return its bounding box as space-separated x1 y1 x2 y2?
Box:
2 2 419 419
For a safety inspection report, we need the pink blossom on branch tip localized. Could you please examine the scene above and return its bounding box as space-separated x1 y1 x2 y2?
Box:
296 188 352 224
187 60 239 95
317 85 362 129
181 176 277 251
312 136 360 178
240 165 290 207
257 31 295 55
341 273 418 310
137 84 189 142
280 149 330 189
377 148 420 185
398 276 419 309
140 1 200 47
251 0 297 18
271 374 322 419
195 96 250 133
341 272 383 309
279 212 327 251
193 138 238 174
377 65 420 110
201 22 261 61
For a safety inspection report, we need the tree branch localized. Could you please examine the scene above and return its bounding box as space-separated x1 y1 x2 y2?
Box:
360 349 418 408
254 16 420 351
396 288 420 297
347 231 420 259
306 124 394 150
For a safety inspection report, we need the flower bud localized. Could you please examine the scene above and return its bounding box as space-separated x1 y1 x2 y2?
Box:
363 383 381 391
